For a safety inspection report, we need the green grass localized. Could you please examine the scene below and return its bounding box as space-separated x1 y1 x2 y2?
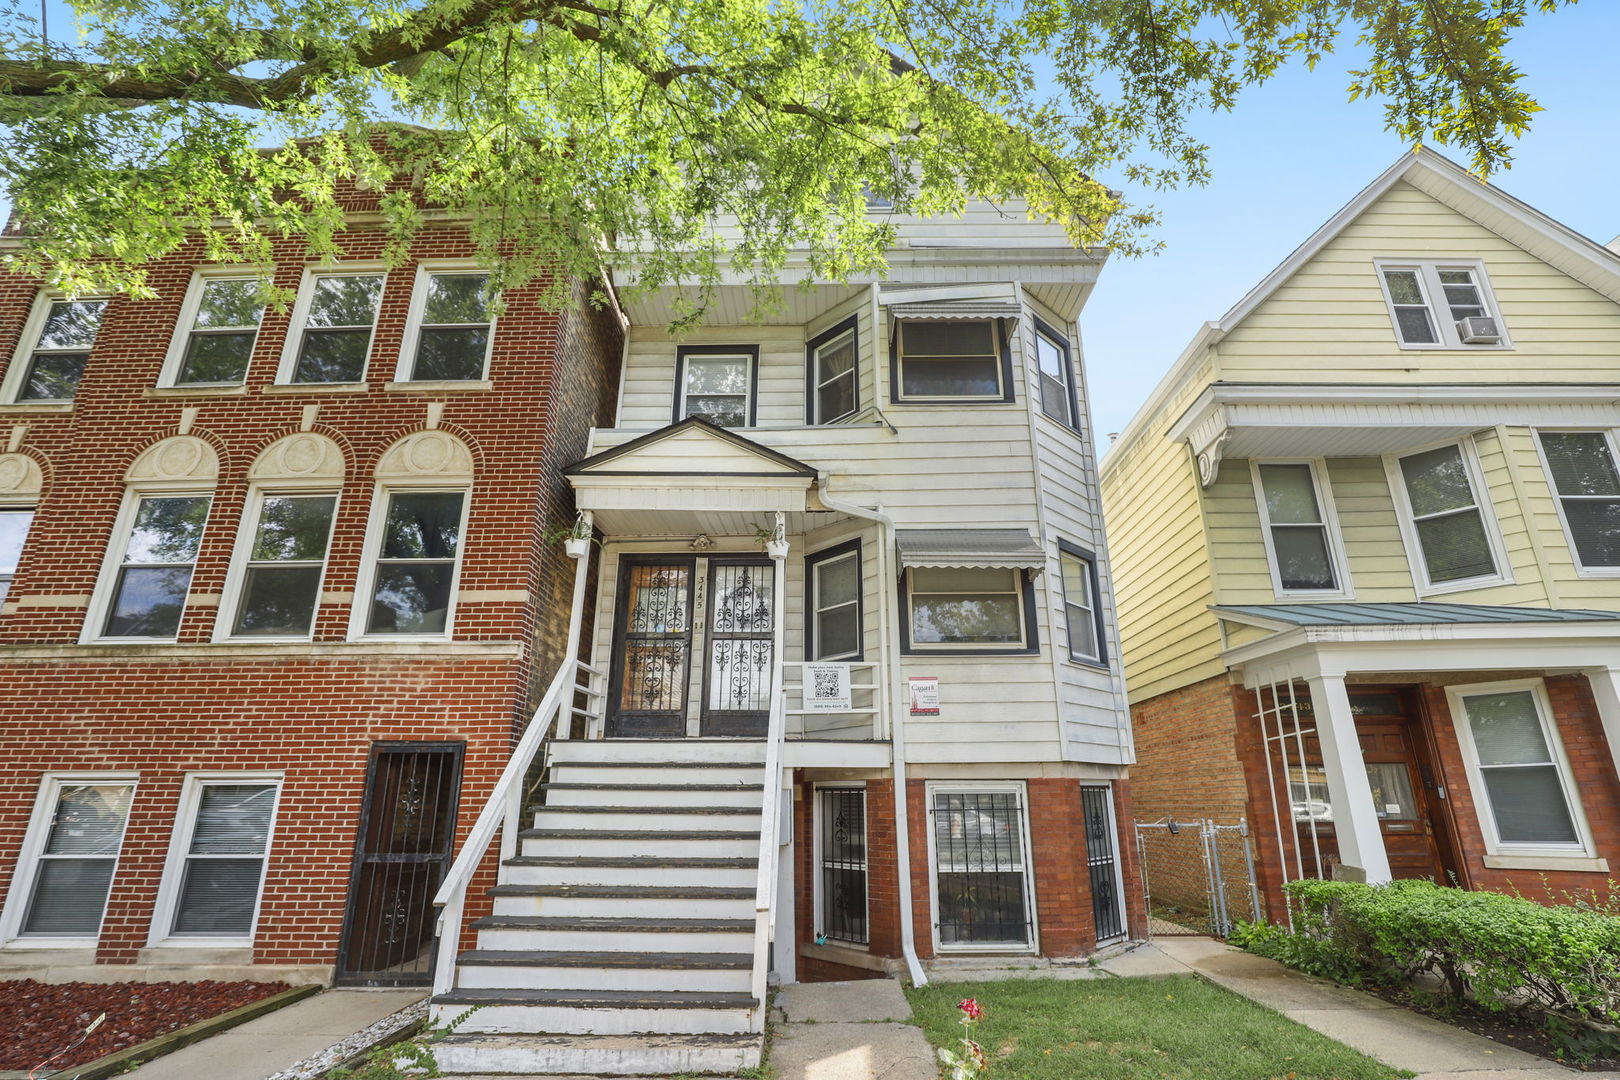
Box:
906 975 1404 1080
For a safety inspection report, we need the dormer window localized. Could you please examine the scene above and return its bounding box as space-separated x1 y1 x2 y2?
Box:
1375 259 1508 349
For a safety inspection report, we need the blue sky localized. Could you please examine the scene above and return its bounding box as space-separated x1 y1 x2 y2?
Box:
1080 4 1620 449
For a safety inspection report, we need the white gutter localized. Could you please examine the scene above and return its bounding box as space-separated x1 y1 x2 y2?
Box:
815 470 928 987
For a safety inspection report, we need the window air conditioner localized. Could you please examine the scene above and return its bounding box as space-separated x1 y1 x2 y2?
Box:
1457 316 1501 345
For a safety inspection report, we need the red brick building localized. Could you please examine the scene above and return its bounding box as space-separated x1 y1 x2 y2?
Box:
0 216 621 984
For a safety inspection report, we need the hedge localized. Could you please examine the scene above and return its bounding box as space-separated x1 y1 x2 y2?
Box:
1229 879 1620 1030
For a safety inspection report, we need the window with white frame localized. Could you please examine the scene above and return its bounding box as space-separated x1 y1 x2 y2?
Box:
815 786 868 946
1034 322 1076 427
9 294 107 402
1391 442 1501 589
808 322 858 424
1253 461 1347 595
362 490 467 636
1377 261 1506 349
5 777 134 941
224 493 338 637
282 272 385 384
400 270 494 382
155 777 279 941
807 542 861 660
1450 683 1589 854
170 276 264 386
99 494 212 638
928 783 1035 949
893 320 1006 401
676 348 755 428
904 567 1030 651
1058 546 1101 663
0 508 34 607
1537 431 1620 571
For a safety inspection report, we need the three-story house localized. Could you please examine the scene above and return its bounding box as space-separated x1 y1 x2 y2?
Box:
425 199 1140 1076
1102 149 1620 922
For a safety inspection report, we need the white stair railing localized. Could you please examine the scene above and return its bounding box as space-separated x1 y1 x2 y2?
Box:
432 519 597 998
750 518 789 1030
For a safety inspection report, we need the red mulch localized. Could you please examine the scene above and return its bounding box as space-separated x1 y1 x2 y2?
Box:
0 979 291 1071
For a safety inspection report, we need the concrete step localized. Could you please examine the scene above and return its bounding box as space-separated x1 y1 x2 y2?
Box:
454 950 752 993
432 1031 762 1075
502 855 757 888
539 782 764 808
431 988 758 1035
472 915 754 954
548 739 766 765
519 829 758 859
548 763 765 786
489 883 755 920
532 805 761 833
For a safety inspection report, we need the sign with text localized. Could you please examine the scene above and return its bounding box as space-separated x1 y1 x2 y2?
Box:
908 675 940 716
802 662 852 712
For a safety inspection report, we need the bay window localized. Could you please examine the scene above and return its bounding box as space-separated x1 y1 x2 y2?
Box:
1537 431 1620 571
1390 442 1504 590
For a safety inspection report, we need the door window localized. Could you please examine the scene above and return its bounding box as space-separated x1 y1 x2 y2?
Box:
610 560 695 736
703 560 775 735
930 785 1034 949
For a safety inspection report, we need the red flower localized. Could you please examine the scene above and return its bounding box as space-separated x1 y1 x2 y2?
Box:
958 997 985 1021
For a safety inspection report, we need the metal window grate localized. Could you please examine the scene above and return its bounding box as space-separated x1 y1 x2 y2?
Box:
818 788 868 945
337 743 463 985
1082 785 1125 941
932 789 1032 946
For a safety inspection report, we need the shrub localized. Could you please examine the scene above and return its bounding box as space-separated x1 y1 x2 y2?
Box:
1258 879 1620 1029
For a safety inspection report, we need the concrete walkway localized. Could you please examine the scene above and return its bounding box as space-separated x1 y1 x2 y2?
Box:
126 987 425 1080
770 979 936 1080
1139 936 1620 1079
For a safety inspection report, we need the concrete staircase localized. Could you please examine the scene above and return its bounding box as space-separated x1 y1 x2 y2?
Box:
430 739 769 1077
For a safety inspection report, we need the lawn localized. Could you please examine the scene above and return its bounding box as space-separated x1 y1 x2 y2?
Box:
906 975 1405 1080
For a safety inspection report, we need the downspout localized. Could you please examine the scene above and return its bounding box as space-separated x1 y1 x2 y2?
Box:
815 471 928 987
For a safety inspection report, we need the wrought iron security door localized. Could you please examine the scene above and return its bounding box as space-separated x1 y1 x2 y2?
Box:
1082 785 1126 942
607 558 696 737
701 558 775 736
336 742 462 986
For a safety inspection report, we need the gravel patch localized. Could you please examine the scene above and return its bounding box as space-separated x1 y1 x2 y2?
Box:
263 999 428 1080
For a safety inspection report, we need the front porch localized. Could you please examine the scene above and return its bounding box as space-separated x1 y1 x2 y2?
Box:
1217 602 1620 908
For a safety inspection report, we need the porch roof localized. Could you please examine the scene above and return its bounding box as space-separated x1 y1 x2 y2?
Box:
1216 601 1620 630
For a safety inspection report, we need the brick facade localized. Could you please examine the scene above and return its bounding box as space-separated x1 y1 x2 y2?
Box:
0 215 622 976
791 771 1139 981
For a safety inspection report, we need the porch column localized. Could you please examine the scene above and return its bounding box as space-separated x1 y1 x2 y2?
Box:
1303 673 1392 885
1579 667 1620 783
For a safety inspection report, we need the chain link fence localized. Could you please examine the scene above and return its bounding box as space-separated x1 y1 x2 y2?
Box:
1134 817 1261 937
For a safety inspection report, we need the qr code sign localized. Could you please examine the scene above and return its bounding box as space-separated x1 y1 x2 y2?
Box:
813 668 841 700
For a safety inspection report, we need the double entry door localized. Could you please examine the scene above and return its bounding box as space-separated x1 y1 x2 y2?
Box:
607 554 776 738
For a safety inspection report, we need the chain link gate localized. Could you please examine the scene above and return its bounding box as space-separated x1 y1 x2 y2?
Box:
1133 817 1261 937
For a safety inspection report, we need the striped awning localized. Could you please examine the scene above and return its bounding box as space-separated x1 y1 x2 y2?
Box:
896 528 1046 570
886 299 1022 322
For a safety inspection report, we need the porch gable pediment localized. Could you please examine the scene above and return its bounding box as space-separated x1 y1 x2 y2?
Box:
566 418 818 480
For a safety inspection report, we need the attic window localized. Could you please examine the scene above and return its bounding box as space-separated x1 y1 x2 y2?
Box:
1375 260 1508 349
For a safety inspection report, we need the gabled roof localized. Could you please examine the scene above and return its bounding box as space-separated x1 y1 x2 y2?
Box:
565 417 818 477
1102 148 1620 475
1215 601 1620 630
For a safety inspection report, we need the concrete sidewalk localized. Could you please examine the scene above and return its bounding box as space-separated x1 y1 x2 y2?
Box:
126 987 425 1080
768 979 936 1080
1136 936 1620 1079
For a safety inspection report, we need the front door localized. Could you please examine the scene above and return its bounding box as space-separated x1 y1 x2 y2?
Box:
336 742 463 985
1350 691 1449 881
607 554 776 738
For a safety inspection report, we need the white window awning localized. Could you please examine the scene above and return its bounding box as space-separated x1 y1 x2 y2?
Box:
880 283 1022 323
896 529 1046 571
